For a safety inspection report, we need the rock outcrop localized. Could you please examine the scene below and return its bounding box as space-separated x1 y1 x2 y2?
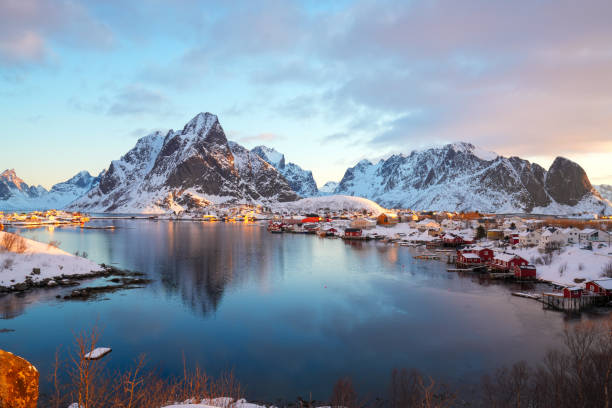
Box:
0 349 38 408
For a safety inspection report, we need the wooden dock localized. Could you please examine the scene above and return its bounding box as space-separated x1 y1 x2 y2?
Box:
511 292 542 300
541 293 600 312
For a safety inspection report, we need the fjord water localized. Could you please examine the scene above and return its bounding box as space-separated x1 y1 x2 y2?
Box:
0 220 590 401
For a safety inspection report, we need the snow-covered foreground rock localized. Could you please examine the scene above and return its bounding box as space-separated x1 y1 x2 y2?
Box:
0 231 103 287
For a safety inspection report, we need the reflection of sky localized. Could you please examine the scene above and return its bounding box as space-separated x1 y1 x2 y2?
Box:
3 221 604 401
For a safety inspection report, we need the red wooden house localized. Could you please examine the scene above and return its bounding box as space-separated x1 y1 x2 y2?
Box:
585 279 612 296
563 287 582 298
344 228 362 238
513 264 537 280
491 253 528 271
442 234 464 246
509 233 520 245
461 246 494 262
457 252 482 265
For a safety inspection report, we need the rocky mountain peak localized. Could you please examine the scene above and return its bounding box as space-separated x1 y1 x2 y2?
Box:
0 169 26 189
545 156 594 206
251 145 317 197
252 146 286 169
182 112 219 137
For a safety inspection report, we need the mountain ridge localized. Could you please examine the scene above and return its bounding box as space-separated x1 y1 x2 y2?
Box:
333 142 610 214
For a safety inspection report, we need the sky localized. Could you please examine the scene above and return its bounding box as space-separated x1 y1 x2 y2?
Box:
0 0 611 189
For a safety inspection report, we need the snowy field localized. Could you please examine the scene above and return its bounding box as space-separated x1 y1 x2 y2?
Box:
513 244 612 286
0 231 103 286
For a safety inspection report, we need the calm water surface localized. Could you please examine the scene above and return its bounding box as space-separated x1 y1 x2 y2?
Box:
0 220 605 401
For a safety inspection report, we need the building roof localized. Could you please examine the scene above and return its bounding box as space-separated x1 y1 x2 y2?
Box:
494 253 524 262
461 253 481 259
591 279 612 290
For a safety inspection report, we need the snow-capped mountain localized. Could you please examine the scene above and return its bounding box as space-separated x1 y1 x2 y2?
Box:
251 146 318 197
333 142 611 215
68 113 299 213
318 181 339 195
0 169 100 211
595 185 612 204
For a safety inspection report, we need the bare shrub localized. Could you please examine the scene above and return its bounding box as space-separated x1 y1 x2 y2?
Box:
542 252 553 266
42 326 244 408
48 240 61 249
0 232 27 253
579 263 585 271
330 377 357 408
559 263 567 277
1 257 14 271
603 262 612 278
390 369 455 408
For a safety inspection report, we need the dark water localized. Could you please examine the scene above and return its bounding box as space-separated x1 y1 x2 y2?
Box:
0 220 604 401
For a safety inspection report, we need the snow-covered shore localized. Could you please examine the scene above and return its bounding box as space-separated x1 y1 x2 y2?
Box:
0 231 103 287
326 223 612 286
512 245 612 286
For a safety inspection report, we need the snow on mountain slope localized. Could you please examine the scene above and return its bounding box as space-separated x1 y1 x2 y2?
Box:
334 142 611 215
68 113 298 213
0 169 100 211
595 184 612 204
274 194 386 215
251 145 318 197
318 181 338 195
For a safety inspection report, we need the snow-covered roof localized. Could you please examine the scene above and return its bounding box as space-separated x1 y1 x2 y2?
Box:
494 253 523 262
462 253 481 259
591 279 612 290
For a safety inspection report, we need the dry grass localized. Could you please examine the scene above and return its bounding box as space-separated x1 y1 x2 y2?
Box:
0 232 27 253
42 319 612 408
44 327 244 408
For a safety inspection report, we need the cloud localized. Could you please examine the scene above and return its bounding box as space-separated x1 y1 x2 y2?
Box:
107 85 173 116
320 132 351 144
0 0 113 65
237 133 285 144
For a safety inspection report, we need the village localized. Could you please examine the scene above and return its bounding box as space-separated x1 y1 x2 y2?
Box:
266 208 612 313
2 204 612 313
0 209 91 229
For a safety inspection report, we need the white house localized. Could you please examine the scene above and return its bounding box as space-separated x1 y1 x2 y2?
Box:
565 227 581 244
538 227 568 250
519 230 541 247
579 229 611 245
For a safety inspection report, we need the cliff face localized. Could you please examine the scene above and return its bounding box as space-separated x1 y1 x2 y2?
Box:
334 143 610 214
69 113 298 213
